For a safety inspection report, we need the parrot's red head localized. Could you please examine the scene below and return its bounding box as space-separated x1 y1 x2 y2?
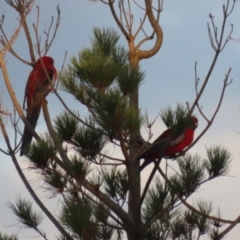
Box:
33 56 57 81
189 116 198 130
34 56 55 70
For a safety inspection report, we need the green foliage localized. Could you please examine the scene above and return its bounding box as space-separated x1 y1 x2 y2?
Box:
195 200 212 235
102 167 128 203
208 228 221 240
170 217 188 239
160 104 195 137
59 197 97 239
142 219 170 240
26 139 56 170
69 155 92 181
169 154 205 197
73 49 121 91
184 210 199 232
181 200 214 238
90 89 141 140
7 197 43 229
160 104 191 128
143 177 170 219
54 111 106 161
140 147 230 239
60 27 143 97
204 145 231 178
90 28 121 54
142 190 221 239
117 65 145 95
44 170 66 195
0 233 18 240
177 154 205 196
71 125 106 160
59 196 114 240
60 27 144 141
57 234 75 240
54 111 79 142
93 203 110 224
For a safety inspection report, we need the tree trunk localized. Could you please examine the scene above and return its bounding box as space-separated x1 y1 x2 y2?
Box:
126 37 142 240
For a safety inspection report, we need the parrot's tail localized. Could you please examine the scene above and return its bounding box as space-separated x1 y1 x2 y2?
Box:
139 158 153 172
139 141 167 172
20 104 41 156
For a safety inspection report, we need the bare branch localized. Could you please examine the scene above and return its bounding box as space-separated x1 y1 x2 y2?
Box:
120 0 131 33
7 0 36 62
218 216 240 239
33 5 41 55
136 0 162 49
137 0 163 60
189 68 232 152
99 152 125 163
108 0 129 40
190 0 236 113
194 62 209 122
43 5 61 55
0 16 24 60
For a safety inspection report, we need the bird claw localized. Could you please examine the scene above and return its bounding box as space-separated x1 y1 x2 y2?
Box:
178 151 186 157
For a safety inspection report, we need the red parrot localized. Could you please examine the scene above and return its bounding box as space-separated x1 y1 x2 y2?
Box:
139 116 198 171
20 56 57 156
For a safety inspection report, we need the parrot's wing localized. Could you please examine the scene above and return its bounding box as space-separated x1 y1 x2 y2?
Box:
25 69 56 109
169 133 184 146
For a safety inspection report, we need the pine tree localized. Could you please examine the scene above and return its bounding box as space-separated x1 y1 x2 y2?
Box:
0 1 239 240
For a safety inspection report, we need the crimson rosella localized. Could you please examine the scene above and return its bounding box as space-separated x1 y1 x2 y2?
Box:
139 116 198 171
20 56 57 156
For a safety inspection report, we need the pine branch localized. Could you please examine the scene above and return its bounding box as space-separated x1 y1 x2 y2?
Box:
0 117 72 240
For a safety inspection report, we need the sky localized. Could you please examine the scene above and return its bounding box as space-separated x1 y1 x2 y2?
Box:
0 0 240 239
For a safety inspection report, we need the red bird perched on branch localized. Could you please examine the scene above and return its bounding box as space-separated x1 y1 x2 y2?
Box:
20 56 57 156
139 116 198 171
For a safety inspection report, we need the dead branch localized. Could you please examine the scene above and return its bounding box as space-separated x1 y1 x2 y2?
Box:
135 0 162 49
6 0 36 62
136 0 163 60
108 0 129 40
0 15 24 63
190 0 236 113
33 4 61 56
188 68 232 153
1 0 60 65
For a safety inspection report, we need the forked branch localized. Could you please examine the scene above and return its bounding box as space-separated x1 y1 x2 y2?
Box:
33 5 61 56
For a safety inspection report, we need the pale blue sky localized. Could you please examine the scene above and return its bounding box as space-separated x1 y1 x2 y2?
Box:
0 0 240 239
